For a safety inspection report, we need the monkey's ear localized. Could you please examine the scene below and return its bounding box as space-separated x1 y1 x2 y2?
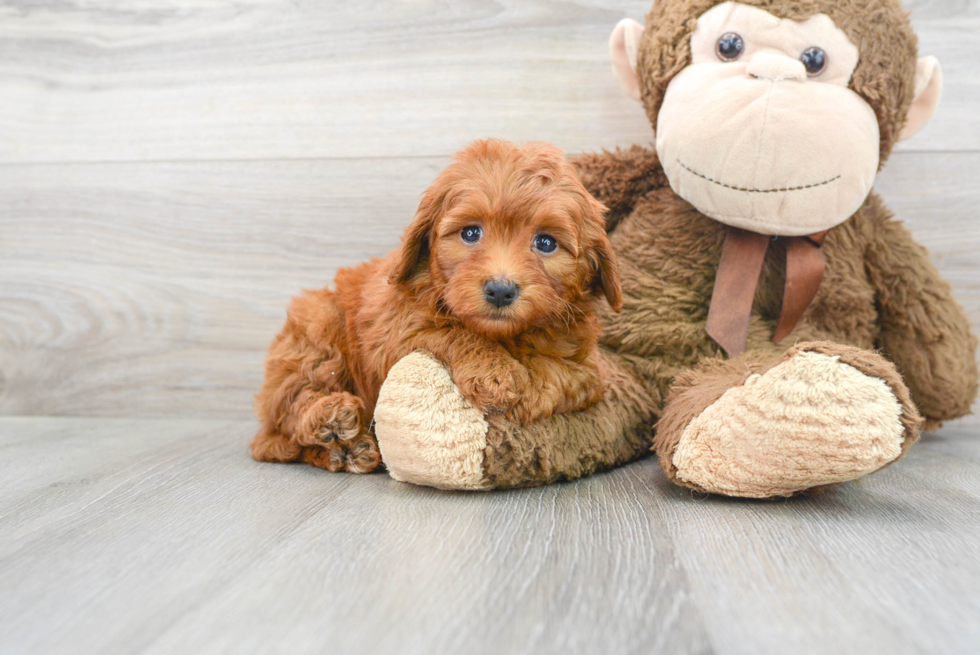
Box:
899 56 943 141
610 18 645 102
390 192 441 285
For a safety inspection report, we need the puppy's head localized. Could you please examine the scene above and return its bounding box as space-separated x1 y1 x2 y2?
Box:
391 139 621 340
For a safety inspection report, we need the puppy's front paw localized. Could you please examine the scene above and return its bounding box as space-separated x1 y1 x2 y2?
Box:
504 392 552 425
504 405 537 426
505 367 604 425
454 360 526 414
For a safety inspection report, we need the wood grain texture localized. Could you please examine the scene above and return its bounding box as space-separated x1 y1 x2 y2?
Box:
0 0 975 163
1 3 978 655
652 426 980 655
2 152 977 420
0 156 445 417
1 416 978 655
0 417 711 655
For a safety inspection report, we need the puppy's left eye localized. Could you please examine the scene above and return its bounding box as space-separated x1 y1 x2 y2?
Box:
460 225 482 244
533 234 558 254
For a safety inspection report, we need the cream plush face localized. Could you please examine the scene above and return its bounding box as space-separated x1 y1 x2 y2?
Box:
656 2 880 236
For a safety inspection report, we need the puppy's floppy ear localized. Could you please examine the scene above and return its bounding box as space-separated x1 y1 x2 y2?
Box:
580 193 622 311
588 228 623 312
390 182 444 285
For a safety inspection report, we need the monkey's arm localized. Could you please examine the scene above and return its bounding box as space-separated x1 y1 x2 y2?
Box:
570 145 667 232
374 347 658 489
864 206 978 427
481 350 658 486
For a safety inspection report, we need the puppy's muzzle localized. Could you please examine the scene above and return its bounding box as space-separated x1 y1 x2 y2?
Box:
483 279 519 308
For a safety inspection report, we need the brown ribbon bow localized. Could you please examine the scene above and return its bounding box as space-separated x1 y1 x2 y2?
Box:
706 226 828 357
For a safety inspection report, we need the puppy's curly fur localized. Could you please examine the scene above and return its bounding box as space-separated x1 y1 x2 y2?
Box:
251 139 622 473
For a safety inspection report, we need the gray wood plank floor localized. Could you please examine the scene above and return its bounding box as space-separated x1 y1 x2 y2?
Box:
1 417 978 655
1 1 979 653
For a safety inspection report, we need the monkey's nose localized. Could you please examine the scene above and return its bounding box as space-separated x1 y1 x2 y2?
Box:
483 279 519 308
747 52 806 82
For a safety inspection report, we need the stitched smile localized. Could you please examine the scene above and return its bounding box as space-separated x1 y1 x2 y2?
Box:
677 161 841 194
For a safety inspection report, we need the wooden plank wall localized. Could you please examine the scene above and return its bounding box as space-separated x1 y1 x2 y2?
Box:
1 0 977 420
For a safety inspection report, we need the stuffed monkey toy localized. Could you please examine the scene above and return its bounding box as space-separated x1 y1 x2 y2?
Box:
373 0 978 498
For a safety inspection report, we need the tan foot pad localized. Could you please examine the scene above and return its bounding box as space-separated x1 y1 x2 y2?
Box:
673 351 905 498
374 351 492 490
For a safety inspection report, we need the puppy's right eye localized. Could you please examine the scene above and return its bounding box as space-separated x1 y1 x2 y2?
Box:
460 225 482 244
533 234 558 254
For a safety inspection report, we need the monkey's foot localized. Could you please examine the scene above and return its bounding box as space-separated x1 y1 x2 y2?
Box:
671 344 921 498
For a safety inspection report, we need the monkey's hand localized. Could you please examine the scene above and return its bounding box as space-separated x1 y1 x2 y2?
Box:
865 203 979 425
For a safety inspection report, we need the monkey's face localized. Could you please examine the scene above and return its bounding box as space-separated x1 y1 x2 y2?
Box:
655 2 879 236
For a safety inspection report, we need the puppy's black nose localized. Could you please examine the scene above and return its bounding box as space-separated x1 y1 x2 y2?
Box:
483 279 519 308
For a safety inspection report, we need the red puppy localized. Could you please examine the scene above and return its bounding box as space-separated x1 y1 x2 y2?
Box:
251 139 622 473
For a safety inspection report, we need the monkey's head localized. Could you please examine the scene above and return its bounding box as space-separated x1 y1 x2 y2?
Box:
611 0 942 236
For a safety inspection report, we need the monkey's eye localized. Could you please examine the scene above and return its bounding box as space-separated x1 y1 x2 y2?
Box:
800 47 827 76
460 225 482 244
715 32 744 62
533 234 558 254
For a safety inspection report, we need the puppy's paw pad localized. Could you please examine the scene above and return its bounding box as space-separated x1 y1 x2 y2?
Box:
301 441 350 472
300 392 364 446
345 434 382 474
302 432 382 474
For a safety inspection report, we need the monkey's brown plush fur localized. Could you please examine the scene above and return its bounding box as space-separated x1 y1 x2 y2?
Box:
465 159 976 489
251 139 621 473
372 0 977 496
